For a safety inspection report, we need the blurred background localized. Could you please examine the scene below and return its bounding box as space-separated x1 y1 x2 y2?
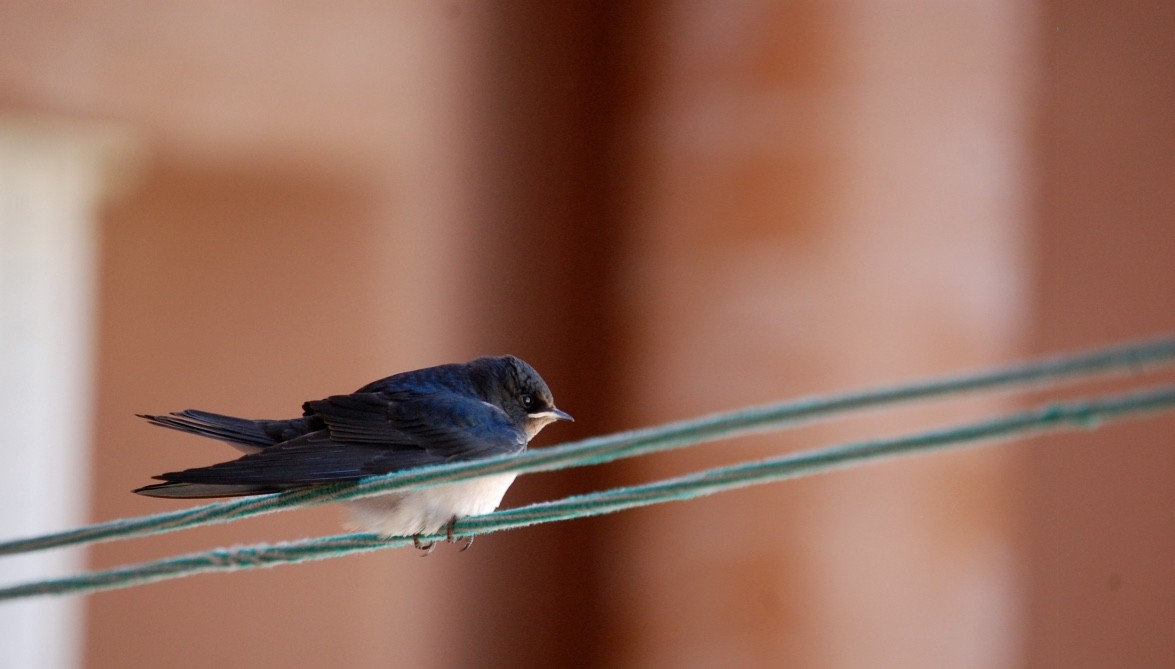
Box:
1 1 1172 668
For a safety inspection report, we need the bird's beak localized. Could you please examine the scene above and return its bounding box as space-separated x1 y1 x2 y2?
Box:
545 407 574 422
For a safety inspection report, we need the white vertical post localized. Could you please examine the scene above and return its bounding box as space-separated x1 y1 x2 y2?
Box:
0 118 139 669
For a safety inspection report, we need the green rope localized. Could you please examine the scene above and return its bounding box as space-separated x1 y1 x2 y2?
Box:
3 384 1172 601
2 335 1173 558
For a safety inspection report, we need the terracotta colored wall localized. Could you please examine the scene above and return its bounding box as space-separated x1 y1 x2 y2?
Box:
90 163 456 668
1025 1 1175 666
1 2 1172 668
2 5 494 668
598 2 1031 666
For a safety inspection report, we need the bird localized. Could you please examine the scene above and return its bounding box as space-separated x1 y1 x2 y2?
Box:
134 355 572 552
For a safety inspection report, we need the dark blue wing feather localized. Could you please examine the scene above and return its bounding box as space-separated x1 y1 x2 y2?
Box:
138 390 525 492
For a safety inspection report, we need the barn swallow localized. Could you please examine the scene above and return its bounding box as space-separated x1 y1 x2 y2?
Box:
135 355 572 551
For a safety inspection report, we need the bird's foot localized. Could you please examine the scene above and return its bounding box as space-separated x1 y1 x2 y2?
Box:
412 534 436 556
445 516 475 552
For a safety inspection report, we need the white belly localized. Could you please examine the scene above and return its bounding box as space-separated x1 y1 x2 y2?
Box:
342 473 518 537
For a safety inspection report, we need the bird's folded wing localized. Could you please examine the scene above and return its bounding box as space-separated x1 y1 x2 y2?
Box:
304 392 527 463
146 393 526 487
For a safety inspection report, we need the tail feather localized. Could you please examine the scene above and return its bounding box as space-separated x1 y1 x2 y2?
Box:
138 410 319 452
133 481 298 498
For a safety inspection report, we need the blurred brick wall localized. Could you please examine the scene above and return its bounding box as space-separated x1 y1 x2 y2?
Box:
2 4 491 668
1025 1 1175 667
598 2 1030 666
1 2 1172 668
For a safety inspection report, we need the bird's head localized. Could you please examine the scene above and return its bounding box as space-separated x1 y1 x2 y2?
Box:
472 355 573 440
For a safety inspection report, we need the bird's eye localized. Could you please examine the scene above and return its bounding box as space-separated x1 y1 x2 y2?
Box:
521 393 536 410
